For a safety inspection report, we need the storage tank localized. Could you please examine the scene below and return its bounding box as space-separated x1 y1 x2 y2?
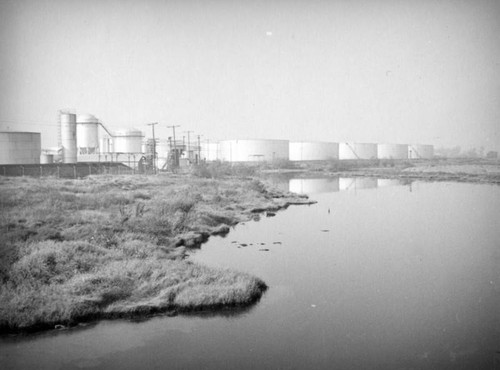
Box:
76 114 99 154
408 144 434 159
338 143 377 159
40 153 54 164
218 139 289 162
289 178 339 194
60 111 77 163
113 129 144 153
0 132 41 165
289 142 339 161
201 142 219 161
377 144 408 159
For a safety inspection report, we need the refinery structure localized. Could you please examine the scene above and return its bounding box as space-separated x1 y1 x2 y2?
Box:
0 109 435 170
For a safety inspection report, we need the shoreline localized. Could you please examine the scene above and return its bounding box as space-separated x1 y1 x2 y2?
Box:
0 173 314 334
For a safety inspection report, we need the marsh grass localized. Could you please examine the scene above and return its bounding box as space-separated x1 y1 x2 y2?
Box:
0 174 307 332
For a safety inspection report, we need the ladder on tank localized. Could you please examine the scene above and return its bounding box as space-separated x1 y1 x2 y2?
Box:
409 145 421 159
345 143 361 159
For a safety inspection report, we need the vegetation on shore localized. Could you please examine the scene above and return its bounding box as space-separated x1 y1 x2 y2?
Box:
0 170 312 333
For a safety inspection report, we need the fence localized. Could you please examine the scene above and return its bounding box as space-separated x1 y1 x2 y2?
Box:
0 162 151 179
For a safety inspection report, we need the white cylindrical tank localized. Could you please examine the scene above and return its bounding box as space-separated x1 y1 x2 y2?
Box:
76 114 99 154
0 132 41 165
339 143 377 159
408 144 434 159
40 153 54 164
60 112 77 163
289 142 339 161
377 144 408 159
218 139 289 162
201 142 219 161
113 129 144 153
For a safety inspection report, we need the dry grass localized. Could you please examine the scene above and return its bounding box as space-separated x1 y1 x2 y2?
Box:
0 173 310 333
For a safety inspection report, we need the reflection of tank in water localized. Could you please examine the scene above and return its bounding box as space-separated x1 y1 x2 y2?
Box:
377 179 401 188
339 178 377 191
289 178 340 194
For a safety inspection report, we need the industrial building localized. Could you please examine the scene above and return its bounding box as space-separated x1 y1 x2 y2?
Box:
218 139 289 162
377 144 409 159
338 142 377 160
289 141 339 161
0 132 41 165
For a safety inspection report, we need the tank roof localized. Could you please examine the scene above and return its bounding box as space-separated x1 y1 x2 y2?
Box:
76 114 98 123
113 129 144 137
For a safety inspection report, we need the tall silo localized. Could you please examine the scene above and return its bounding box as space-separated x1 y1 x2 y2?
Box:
218 139 289 162
0 132 41 164
408 144 434 159
76 114 99 154
339 142 377 159
113 129 144 153
289 141 339 161
60 111 77 163
377 144 408 159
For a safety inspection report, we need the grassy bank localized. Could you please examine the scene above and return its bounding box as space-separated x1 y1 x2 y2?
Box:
0 172 312 333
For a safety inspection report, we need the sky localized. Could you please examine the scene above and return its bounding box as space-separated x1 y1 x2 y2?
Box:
0 0 499 151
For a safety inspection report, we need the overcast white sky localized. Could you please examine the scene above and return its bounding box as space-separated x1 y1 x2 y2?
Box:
0 0 499 151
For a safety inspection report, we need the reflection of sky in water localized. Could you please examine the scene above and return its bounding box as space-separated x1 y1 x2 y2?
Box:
1 180 498 370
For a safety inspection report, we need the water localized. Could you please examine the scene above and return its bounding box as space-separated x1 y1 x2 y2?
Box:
1 179 499 369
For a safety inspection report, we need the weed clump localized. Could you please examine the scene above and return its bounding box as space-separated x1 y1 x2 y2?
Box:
0 174 305 332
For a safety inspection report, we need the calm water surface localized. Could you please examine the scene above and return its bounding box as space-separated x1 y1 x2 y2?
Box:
1 179 499 369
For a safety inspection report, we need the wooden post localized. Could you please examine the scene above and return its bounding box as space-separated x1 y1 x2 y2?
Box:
73 165 77 179
57 166 60 178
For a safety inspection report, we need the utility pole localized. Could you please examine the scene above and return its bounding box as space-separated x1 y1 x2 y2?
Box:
183 130 194 164
147 122 158 174
166 125 180 167
197 135 202 164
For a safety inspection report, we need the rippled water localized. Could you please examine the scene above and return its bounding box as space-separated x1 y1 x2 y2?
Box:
1 179 499 369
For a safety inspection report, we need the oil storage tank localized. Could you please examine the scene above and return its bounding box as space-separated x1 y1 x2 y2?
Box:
0 132 41 164
60 111 77 163
408 144 434 159
201 142 219 161
77 114 99 154
339 142 377 160
377 144 408 159
218 139 289 162
289 141 339 161
113 129 144 153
